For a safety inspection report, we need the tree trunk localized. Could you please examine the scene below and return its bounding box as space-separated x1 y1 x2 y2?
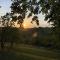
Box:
1 42 4 49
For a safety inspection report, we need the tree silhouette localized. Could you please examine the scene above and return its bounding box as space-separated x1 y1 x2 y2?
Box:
0 0 60 50
11 0 60 27
11 0 40 27
39 0 60 27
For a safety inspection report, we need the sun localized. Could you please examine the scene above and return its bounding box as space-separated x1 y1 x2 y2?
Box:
23 23 28 28
22 17 35 29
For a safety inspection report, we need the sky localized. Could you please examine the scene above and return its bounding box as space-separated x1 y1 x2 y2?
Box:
0 0 12 16
0 0 52 28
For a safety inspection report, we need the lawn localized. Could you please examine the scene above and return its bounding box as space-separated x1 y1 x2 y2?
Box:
0 44 60 60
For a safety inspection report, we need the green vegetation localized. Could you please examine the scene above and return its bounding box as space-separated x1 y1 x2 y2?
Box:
0 0 60 50
0 0 60 60
0 44 60 60
0 27 60 49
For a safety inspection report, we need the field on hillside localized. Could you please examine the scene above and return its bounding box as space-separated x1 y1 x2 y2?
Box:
0 44 60 60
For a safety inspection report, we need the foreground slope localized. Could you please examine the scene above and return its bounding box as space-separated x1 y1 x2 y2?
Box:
0 44 60 60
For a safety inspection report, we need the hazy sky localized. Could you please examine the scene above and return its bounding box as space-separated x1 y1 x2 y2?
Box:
0 0 12 16
0 0 51 28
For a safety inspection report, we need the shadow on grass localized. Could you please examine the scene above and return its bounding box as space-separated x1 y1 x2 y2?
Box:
0 45 60 60
0 51 18 60
0 51 39 60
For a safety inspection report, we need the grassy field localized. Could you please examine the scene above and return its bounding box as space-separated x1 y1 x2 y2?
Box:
0 44 60 60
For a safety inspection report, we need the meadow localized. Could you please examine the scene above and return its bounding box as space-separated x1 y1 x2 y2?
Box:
0 44 60 60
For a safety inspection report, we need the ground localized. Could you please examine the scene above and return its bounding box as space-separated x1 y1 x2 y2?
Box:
0 44 60 60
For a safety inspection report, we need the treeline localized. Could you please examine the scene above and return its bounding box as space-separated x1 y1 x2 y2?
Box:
0 27 60 49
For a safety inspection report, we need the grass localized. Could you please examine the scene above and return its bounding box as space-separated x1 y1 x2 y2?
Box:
0 44 60 60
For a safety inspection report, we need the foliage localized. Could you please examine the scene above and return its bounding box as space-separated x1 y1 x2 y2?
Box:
0 0 60 50
11 0 60 27
39 0 60 27
11 0 40 26
0 27 60 49
1 13 11 27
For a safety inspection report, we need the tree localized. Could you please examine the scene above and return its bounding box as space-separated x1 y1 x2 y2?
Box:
1 13 16 27
0 12 14 49
11 0 60 28
39 0 60 27
0 0 60 49
11 0 39 27
10 0 60 49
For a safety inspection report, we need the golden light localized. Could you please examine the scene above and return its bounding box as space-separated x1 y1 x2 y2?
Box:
23 22 31 28
15 17 38 28
23 23 27 28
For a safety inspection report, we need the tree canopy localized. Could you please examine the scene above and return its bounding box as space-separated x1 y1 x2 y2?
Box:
11 0 40 26
0 0 60 49
10 0 60 27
